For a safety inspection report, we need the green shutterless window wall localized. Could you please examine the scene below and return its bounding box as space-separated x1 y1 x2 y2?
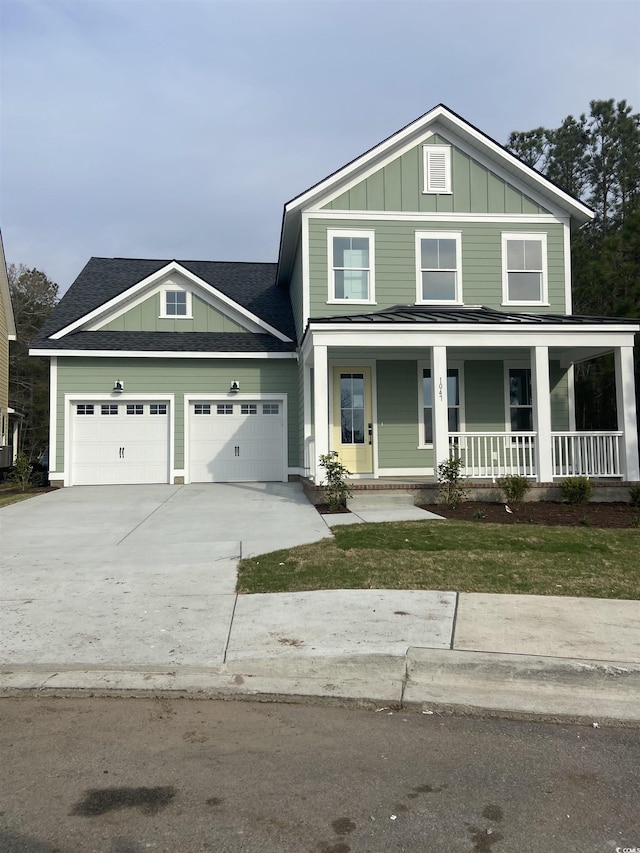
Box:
309 218 566 316
54 357 299 472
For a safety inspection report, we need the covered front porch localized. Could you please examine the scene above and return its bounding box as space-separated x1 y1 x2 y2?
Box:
301 307 640 485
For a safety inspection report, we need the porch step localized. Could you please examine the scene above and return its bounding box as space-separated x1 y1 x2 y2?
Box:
347 491 416 511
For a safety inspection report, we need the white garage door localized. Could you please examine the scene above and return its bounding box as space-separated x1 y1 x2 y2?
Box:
189 399 285 482
71 400 170 485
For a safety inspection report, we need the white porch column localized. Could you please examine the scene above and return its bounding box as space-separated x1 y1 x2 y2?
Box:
615 346 640 481
303 357 313 478
431 346 449 479
531 345 553 482
313 345 329 481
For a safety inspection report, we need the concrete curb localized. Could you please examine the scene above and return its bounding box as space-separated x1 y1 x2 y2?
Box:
2 648 640 724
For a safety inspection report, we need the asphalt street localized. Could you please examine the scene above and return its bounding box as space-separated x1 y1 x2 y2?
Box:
1 697 638 853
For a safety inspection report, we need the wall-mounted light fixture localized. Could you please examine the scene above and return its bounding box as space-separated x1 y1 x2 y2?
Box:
230 380 240 392
113 380 124 393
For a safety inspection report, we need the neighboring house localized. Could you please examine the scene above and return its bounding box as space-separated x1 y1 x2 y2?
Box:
30 105 640 488
0 230 18 471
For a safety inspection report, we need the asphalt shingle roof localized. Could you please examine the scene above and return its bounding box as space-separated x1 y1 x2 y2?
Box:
32 331 295 353
33 257 296 349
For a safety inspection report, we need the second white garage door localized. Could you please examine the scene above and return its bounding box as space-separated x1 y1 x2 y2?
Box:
188 399 285 482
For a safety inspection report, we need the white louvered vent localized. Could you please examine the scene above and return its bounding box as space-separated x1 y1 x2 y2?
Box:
423 145 452 194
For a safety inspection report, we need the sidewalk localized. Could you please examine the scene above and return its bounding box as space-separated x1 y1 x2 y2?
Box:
2 488 639 723
3 588 639 723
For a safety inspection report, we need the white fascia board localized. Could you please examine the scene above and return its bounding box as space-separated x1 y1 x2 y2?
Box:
306 326 639 349
29 348 298 360
51 261 293 344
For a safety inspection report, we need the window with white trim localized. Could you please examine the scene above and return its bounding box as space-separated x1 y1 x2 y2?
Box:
422 145 452 194
194 404 211 415
150 404 167 415
420 367 461 445
76 404 94 415
415 232 462 303
240 404 257 415
216 404 233 415
126 404 144 415
327 229 375 303
502 233 548 304
508 368 533 431
263 403 279 415
101 404 118 415
160 287 192 318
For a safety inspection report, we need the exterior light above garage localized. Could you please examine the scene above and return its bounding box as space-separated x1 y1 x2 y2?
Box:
230 380 240 392
113 380 124 393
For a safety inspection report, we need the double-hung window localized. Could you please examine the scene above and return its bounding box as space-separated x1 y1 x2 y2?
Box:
415 232 462 303
421 367 461 445
508 368 533 431
328 229 375 303
502 233 547 305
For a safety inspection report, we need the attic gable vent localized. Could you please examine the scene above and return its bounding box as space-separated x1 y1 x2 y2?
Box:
423 145 452 194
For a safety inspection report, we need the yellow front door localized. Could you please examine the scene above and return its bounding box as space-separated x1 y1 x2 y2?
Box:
332 367 373 474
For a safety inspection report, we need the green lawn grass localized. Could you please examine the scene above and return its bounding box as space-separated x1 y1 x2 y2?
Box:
0 484 47 508
237 520 640 600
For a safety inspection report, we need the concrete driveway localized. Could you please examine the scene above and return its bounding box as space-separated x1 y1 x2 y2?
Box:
1 482 329 669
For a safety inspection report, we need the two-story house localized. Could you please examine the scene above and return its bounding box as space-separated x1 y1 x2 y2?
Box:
30 105 639 489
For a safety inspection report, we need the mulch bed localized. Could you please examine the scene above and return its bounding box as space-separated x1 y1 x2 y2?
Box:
419 501 640 528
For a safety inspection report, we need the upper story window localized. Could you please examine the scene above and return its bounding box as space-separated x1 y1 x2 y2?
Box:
327 229 375 304
415 232 462 304
422 145 452 194
160 287 192 318
502 233 548 305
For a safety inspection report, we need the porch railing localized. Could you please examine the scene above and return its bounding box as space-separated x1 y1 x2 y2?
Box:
552 432 623 478
449 433 537 479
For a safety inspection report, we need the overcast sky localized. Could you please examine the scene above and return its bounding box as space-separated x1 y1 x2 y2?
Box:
1 0 639 294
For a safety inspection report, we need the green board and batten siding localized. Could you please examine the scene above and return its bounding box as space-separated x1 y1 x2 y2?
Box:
101 293 248 333
307 218 566 316
323 136 550 216
54 357 299 473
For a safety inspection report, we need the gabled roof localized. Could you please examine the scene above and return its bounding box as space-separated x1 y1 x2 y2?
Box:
277 103 595 284
307 305 640 330
0 230 17 340
33 257 296 351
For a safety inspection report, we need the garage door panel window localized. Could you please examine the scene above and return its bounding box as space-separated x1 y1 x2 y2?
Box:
126 404 144 415
194 404 211 415
76 404 94 415
150 404 167 415
101 405 118 415
241 404 257 415
217 404 233 415
263 403 279 415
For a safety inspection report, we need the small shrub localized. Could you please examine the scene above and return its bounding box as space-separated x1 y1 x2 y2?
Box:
318 451 352 512
10 452 34 492
437 455 469 509
472 509 486 520
560 476 593 505
629 485 640 508
497 475 530 508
